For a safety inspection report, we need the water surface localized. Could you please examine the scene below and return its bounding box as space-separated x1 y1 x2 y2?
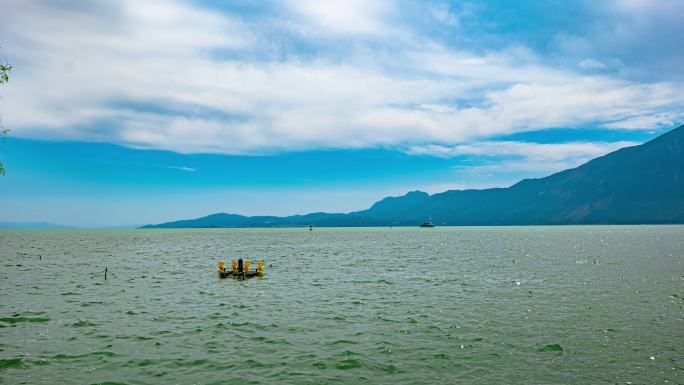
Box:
1 226 683 384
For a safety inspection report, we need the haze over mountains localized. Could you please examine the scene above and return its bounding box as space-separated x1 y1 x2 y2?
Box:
0 222 74 230
0 222 140 230
144 124 684 227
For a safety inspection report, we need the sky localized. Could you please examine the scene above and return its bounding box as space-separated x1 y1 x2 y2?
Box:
0 0 683 227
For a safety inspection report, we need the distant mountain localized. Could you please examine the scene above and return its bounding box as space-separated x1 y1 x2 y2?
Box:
0 221 75 230
141 212 368 228
93 224 143 229
143 125 684 228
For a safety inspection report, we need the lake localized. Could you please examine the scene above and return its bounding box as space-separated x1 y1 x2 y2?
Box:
1 226 683 384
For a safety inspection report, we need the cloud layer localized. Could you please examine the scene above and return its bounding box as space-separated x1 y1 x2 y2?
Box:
1 0 682 155
410 140 639 173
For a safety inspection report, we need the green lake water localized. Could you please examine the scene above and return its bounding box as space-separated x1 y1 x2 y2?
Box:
1 226 683 384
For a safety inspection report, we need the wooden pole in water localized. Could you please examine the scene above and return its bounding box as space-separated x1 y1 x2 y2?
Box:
104 267 108 280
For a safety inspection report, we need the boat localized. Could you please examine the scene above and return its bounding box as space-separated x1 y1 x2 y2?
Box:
419 217 435 227
217 260 264 279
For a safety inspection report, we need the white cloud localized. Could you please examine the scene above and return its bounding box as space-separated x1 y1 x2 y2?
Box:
0 0 682 155
427 3 459 27
286 0 396 37
409 140 637 158
578 59 606 69
554 0 684 80
601 113 682 130
409 140 639 172
405 140 640 192
167 166 196 172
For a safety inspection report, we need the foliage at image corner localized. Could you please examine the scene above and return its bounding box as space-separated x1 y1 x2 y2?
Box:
0 63 10 84
0 62 10 175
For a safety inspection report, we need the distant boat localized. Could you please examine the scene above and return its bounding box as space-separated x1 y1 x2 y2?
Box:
420 217 435 228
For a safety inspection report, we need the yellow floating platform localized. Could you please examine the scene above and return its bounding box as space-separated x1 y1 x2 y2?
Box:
217 260 264 279
218 269 263 279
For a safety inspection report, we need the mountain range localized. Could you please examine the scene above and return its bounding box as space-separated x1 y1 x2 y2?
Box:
143 125 684 228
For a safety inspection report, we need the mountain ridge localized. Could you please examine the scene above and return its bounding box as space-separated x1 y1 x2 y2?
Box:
142 125 684 228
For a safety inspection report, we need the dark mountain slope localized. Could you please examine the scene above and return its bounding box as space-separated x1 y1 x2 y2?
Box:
351 125 684 225
143 125 684 228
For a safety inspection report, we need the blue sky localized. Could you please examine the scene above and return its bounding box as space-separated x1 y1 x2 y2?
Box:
0 0 682 226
